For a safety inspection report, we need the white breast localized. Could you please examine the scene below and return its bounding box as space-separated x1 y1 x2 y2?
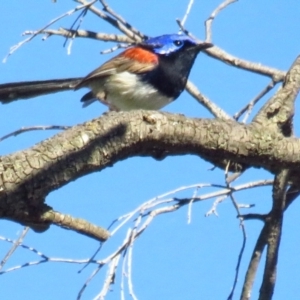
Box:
102 72 173 111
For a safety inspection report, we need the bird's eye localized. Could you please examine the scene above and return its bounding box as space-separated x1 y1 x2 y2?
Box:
173 40 183 46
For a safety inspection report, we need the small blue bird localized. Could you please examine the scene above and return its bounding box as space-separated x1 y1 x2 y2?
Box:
0 34 212 111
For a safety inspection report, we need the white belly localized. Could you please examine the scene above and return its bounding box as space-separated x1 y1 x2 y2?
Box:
102 72 173 111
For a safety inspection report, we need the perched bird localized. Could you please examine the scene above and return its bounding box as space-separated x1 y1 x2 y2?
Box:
0 34 212 111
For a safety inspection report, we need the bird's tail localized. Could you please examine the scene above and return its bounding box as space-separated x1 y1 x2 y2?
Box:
0 78 83 104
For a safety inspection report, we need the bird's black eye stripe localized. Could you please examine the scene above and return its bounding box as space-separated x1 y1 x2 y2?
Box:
173 40 183 46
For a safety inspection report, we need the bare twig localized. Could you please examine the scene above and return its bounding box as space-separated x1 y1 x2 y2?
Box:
110 180 272 237
3 0 97 62
240 213 266 222
259 169 290 300
187 186 199 223
42 210 110 242
0 227 29 271
227 193 247 300
176 20 194 38
205 46 286 81
241 225 268 300
0 235 101 275
224 163 247 300
23 29 132 44
0 125 70 142
75 0 144 42
234 80 278 122
77 265 102 300
205 195 227 217
240 170 290 300
253 55 300 130
205 0 238 42
175 0 196 37
64 5 90 54
175 180 273 206
99 0 144 39
100 43 130 55
121 249 126 300
88 180 273 297
97 255 121 299
24 28 132 56
127 227 139 300
0 178 274 299
181 0 195 27
78 243 104 275
185 81 232 120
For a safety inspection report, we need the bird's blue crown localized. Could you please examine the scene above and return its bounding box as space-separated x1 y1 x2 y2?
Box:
143 34 198 55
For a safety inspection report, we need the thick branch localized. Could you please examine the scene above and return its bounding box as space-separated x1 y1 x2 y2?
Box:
1 111 300 225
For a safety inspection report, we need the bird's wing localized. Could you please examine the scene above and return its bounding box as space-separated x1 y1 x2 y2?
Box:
75 47 159 89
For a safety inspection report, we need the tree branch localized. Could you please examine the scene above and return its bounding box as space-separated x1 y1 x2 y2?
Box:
23 29 133 44
253 55 300 134
259 169 290 300
205 46 286 80
2 111 300 229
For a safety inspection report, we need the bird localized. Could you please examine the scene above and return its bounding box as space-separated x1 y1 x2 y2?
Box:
0 34 213 111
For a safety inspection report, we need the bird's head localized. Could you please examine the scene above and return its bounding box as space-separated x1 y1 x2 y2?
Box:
140 34 213 56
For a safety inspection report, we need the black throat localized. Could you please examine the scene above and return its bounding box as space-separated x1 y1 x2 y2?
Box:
142 45 200 99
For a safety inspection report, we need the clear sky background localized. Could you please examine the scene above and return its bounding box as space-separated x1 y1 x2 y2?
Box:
1 1 300 299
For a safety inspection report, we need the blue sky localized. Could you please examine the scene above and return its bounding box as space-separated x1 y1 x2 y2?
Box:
1 1 300 299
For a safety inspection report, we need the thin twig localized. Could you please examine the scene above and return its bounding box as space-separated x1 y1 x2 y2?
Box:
100 43 129 55
78 243 104 274
224 162 248 300
175 180 273 206
109 183 214 236
175 0 196 37
205 195 228 217
63 5 89 54
23 29 132 44
127 225 139 300
205 0 238 42
96 255 121 299
0 125 70 142
176 19 194 38
185 81 232 120
187 186 199 223
93 229 132 300
121 247 126 300
99 0 144 39
234 80 277 122
75 0 144 42
205 46 286 81
109 180 272 237
181 0 195 27
227 193 247 300
3 0 97 62
0 178 275 299
77 265 102 300
0 227 29 271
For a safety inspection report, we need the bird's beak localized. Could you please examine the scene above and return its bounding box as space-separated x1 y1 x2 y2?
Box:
195 42 213 51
